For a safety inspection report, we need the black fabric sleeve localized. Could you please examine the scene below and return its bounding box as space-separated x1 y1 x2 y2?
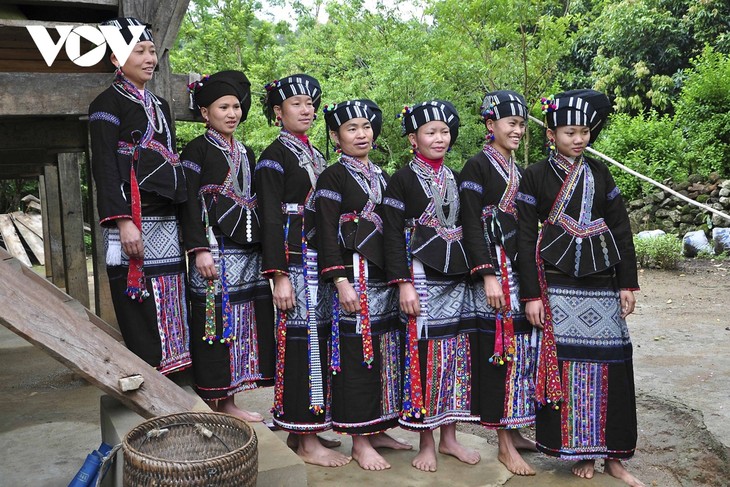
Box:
516 167 542 300
382 170 412 283
460 156 497 277
602 163 639 289
179 137 209 252
255 147 288 275
89 92 131 225
314 166 347 281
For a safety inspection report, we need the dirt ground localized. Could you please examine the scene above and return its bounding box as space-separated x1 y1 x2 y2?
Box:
462 258 730 487
1 260 729 486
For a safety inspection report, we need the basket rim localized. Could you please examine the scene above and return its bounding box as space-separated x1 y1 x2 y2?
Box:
123 411 257 465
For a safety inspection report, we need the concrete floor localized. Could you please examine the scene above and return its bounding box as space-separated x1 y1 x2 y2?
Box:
0 325 630 487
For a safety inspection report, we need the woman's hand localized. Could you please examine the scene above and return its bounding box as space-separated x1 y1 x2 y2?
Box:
619 290 636 318
117 218 143 259
272 273 296 312
525 300 545 329
336 279 361 314
195 250 218 280
398 282 421 317
483 274 505 310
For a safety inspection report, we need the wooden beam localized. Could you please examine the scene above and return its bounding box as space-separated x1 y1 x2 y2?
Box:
43 164 65 286
7 0 118 6
0 248 205 418
0 119 87 152
58 152 89 308
38 174 52 278
0 72 197 120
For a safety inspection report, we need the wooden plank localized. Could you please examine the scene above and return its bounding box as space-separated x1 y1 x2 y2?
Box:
0 251 206 419
38 174 52 278
85 130 117 326
0 214 32 266
10 212 45 265
0 72 196 120
43 164 65 286
11 211 42 238
58 153 89 308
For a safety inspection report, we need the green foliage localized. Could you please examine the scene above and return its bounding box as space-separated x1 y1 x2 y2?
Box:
633 234 683 269
594 111 685 199
675 47 730 176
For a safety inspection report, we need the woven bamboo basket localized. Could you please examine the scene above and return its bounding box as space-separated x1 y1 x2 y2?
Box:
122 411 257 486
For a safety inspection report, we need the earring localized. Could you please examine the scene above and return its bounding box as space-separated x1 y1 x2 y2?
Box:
372 142 377 150
410 143 416 154
274 115 282 127
548 138 556 151
335 143 342 154
312 113 318 120
486 129 495 143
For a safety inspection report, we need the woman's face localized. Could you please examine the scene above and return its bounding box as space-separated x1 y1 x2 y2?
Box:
488 116 526 156
409 120 451 160
549 125 591 158
274 95 315 135
200 95 242 139
331 118 373 161
113 41 157 89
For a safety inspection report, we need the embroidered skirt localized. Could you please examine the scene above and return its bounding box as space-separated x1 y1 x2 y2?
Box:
320 278 402 435
471 249 536 429
399 269 479 430
535 271 637 460
104 206 191 374
188 240 274 401
272 262 332 433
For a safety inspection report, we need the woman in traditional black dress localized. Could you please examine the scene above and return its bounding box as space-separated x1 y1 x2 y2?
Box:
89 17 189 374
316 99 412 470
517 89 644 487
460 90 538 476
382 100 481 472
255 74 349 467
180 71 274 422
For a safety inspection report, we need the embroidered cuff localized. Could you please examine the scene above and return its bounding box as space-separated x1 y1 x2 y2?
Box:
100 214 133 225
187 247 210 254
621 287 640 291
520 297 542 302
388 278 413 285
321 265 345 274
262 268 289 278
470 263 494 274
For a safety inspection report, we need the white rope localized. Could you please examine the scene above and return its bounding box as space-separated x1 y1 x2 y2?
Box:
528 114 730 223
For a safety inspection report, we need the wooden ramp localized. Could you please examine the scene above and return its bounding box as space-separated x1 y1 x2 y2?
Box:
0 247 208 418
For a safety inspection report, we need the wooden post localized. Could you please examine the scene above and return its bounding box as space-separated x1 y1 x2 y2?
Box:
38 174 52 279
57 153 89 308
85 128 117 326
43 165 65 287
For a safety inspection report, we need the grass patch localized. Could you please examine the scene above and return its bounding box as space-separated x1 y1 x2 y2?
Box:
634 234 683 270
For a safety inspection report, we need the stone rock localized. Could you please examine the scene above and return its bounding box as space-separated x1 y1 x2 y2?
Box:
680 213 694 224
660 197 674 207
651 191 666 203
683 230 712 257
636 230 666 239
711 189 720 197
688 174 703 184
678 190 690 198
719 187 730 197
712 213 727 227
720 196 730 206
629 199 644 210
720 179 730 190
709 172 721 183
697 194 710 204
688 183 706 193
694 213 707 225
676 181 691 191
712 228 730 255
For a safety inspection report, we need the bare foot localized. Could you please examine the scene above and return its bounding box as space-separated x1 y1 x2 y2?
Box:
412 431 438 472
572 459 595 479
509 429 538 451
215 397 263 422
604 459 646 487
438 424 481 465
369 432 413 450
352 436 391 470
287 433 342 450
497 430 535 476
296 433 351 467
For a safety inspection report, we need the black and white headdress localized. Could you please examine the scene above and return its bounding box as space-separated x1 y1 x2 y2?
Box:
323 99 383 140
481 90 527 121
100 17 154 44
263 73 322 123
542 89 612 143
399 100 460 146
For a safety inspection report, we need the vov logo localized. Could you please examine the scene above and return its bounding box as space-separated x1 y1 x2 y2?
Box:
26 24 147 67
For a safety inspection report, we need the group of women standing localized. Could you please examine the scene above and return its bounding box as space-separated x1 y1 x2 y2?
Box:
88 17 644 487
